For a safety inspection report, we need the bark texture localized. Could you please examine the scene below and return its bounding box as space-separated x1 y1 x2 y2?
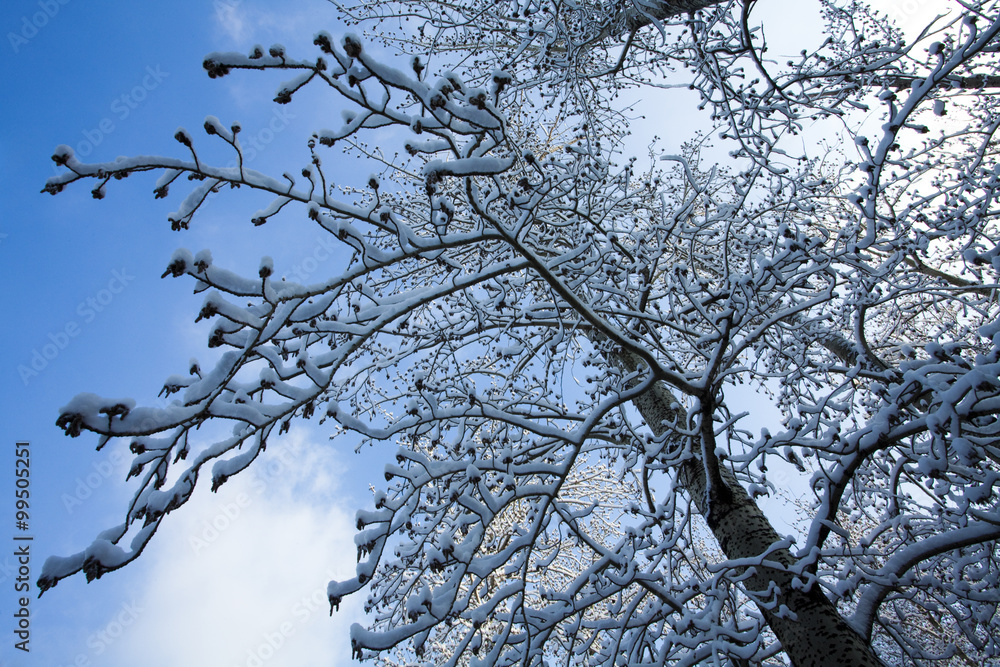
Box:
622 0 727 32
616 350 886 666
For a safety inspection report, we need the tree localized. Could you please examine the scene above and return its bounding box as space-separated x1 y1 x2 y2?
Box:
38 0 1000 664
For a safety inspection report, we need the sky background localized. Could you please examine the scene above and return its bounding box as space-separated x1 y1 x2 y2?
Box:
1 2 377 665
0 0 948 665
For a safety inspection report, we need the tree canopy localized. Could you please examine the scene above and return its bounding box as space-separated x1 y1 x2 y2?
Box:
39 0 1000 664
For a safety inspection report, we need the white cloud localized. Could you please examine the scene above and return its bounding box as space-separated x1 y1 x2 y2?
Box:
213 0 255 45
212 0 336 48
100 428 366 667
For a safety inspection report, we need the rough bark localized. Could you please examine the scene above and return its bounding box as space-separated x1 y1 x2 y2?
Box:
626 0 727 29
614 349 886 667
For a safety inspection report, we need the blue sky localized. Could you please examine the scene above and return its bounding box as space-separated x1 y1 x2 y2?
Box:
0 0 946 665
1 2 382 665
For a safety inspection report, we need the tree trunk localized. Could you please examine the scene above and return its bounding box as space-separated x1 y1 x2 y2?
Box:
624 0 727 31
616 351 885 666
